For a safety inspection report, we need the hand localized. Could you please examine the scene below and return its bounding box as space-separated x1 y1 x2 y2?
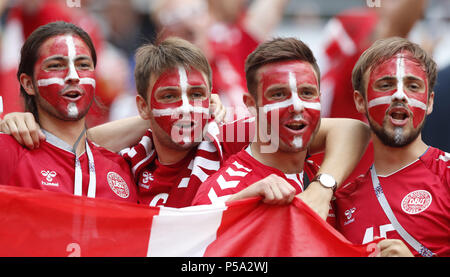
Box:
296 180 334 220
375 237 414 257
227 174 296 205
210 94 227 123
0 112 45 149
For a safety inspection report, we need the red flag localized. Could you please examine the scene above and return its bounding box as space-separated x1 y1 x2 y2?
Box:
0 185 378 257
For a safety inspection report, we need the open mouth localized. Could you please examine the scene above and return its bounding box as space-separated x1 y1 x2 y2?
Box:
174 121 196 130
285 122 306 131
388 106 410 126
61 90 82 101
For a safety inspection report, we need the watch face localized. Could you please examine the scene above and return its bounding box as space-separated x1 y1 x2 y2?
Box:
320 174 336 188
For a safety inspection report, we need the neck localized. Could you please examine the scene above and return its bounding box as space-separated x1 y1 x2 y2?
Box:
250 141 306 174
38 111 87 156
152 134 193 165
372 133 428 175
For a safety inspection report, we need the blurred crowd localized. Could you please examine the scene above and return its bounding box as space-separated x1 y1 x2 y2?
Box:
0 0 449 151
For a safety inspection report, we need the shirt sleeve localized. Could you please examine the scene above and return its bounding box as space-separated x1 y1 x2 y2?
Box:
193 160 251 205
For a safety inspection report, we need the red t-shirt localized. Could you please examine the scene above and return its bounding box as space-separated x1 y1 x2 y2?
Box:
332 147 450 257
192 147 305 205
121 120 251 208
0 133 137 203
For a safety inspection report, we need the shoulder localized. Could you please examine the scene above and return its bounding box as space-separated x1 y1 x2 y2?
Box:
90 141 130 165
193 150 253 205
420 146 450 186
217 117 255 158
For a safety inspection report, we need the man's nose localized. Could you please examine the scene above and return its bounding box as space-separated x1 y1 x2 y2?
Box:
391 87 409 104
65 63 80 84
289 94 305 114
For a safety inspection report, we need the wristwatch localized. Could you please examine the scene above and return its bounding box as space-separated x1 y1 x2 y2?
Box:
312 173 337 192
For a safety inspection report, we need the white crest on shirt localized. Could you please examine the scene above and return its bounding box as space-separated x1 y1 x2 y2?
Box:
401 190 432 215
107 171 130 199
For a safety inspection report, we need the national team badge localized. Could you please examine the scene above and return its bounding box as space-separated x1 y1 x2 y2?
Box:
107 172 130 198
401 190 432 215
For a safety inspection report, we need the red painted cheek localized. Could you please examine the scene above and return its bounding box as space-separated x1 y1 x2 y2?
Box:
368 105 388 126
411 107 425 128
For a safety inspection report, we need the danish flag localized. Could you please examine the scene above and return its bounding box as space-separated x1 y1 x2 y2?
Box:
0 185 378 257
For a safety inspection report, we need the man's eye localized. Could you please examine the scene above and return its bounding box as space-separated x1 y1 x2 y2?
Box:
301 90 316 99
190 91 204 99
47 63 64 69
271 90 285 99
77 63 92 69
407 83 421 91
378 82 393 90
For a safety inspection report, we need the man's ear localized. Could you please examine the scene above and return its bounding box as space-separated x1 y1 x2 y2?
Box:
136 95 151 120
243 93 257 116
353 90 366 114
19 73 37 96
426 91 434 115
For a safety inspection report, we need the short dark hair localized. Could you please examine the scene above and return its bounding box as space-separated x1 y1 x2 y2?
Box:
352 37 437 98
134 37 212 101
245 37 320 100
17 21 97 122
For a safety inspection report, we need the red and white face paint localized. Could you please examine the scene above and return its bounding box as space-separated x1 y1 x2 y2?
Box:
367 52 428 128
34 35 95 119
150 66 210 145
259 60 321 150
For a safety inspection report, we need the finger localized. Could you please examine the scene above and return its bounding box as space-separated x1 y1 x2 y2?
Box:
261 184 275 204
6 120 25 146
0 121 10 134
269 183 284 204
15 118 35 149
279 183 296 204
24 115 41 148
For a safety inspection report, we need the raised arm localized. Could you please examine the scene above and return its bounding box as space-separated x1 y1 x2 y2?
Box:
87 116 149 152
374 0 428 39
0 112 149 152
298 118 371 219
308 118 370 186
243 0 290 41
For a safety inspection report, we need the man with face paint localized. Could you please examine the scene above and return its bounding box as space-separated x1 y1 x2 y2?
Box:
332 37 450 257
192 38 371 221
0 22 137 203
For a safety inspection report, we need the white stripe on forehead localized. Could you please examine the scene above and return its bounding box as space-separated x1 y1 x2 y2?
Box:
392 54 407 100
66 35 76 60
367 54 426 111
152 66 209 117
64 35 80 82
263 71 321 113
178 66 191 114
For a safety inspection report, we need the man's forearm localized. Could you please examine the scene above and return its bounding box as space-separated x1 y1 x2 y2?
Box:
312 118 370 187
88 116 149 153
